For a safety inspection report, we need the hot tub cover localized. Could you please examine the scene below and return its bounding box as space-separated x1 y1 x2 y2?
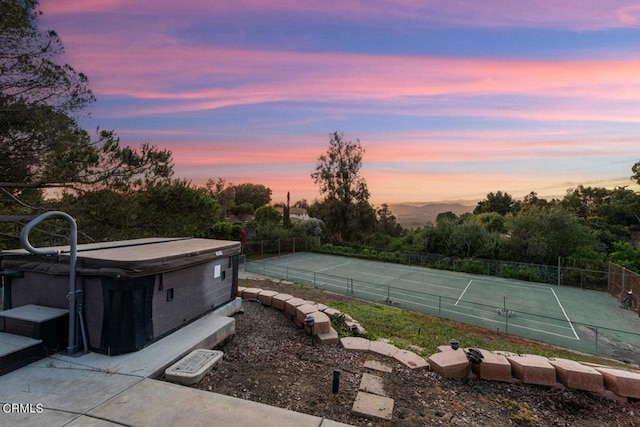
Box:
1 237 241 278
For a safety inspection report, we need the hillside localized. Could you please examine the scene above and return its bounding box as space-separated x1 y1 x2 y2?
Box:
388 202 474 227
192 278 640 427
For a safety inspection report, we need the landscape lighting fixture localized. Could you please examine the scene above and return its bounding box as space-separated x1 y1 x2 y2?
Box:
450 339 459 350
304 315 315 346
332 369 340 395
351 324 359 337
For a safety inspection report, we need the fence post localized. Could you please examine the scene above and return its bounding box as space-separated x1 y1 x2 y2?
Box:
313 271 316 286
286 266 289 281
594 327 598 354
505 312 509 333
557 256 561 286
438 296 441 315
293 238 296 254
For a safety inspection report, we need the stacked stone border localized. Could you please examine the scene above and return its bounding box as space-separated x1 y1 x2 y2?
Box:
239 286 367 346
237 286 640 405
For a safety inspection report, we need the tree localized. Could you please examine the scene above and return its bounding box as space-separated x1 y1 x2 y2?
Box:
311 131 376 241
560 185 610 219
436 211 458 223
473 191 519 216
206 177 236 216
598 186 640 228
408 217 458 255
293 199 309 209
631 161 640 185
58 179 219 242
234 183 272 211
1 1 94 114
506 206 603 264
253 206 281 225
67 130 174 194
1 0 95 187
229 202 254 217
609 241 640 272
0 2 172 205
469 212 505 233
0 2 174 248
377 203 402 236
292 217 325 239
136 180 219 236
449 221 491 258
520 191 552 211
283 192 291 229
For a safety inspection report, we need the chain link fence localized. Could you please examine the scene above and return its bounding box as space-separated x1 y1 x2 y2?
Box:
242 238 608 290
247 260 640 364
608 262 640 315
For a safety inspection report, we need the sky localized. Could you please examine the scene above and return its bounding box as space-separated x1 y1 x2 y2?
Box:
39 0 640 205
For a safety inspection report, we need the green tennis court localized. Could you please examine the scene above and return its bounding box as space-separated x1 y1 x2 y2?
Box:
246 252 640 362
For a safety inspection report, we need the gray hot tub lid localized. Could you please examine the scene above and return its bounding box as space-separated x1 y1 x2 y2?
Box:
1 237 241 277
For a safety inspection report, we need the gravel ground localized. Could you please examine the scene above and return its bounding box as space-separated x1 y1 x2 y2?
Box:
186 279 640 426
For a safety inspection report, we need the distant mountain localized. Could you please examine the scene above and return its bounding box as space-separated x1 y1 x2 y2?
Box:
387 202 474 227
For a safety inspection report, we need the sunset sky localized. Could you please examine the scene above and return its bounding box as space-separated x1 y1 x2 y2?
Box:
40 1 640 205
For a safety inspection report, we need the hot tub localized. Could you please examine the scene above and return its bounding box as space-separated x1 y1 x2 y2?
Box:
1 237 241 355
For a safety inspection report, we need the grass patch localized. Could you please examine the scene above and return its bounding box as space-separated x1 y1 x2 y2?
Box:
242 278 626 366
315 300 624 365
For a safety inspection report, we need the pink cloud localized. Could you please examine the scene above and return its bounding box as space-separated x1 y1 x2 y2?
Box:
64 41 640 121
37 1 640 205
148 126 638 205
43 1 640 30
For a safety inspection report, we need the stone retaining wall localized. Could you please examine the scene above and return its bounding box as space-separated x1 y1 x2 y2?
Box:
237 286 640 403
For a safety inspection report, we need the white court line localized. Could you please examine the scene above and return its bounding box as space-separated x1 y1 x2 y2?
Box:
316 261 352 273
337 266 467 292
471 278 550 293
551 288 579 340
455 280 473 306
314 258 549 294
351 290 577 340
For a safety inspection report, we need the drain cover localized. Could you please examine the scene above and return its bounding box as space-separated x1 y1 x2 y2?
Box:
165 349 223 385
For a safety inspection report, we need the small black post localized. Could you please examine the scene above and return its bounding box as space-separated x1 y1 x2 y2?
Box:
351 324 359 337
332 370 340 394
304 315 315 346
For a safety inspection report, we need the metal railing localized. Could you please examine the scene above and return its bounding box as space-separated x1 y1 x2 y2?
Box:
20 211 87 355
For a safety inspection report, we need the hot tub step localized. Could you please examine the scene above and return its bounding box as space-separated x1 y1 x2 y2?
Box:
0 332 45 375
0 304 69 351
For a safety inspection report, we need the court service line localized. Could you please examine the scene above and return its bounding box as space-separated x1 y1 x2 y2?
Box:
335 267 463 292
316 261 352 273
550 288 579 340
455 280 473 306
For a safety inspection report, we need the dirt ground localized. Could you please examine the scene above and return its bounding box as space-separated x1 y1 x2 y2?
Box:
189 279 640 426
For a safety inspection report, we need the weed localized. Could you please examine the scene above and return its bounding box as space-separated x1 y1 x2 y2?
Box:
502 398 539 426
